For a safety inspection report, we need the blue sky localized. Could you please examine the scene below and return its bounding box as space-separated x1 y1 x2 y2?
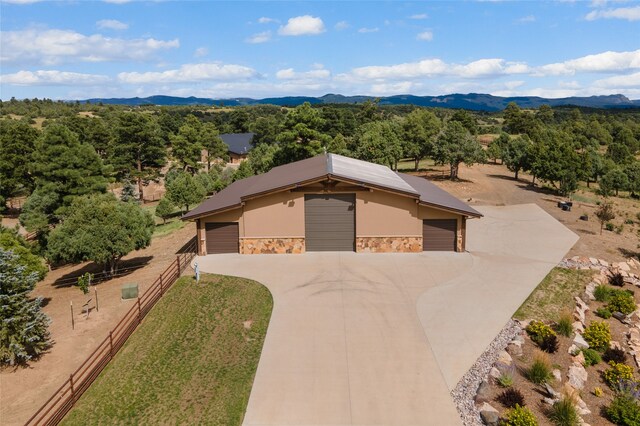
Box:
1 0 639 100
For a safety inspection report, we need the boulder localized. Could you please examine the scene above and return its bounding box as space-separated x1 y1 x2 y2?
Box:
507 343 523 357
489 367 502 381
475 380 492 404
553 368 562 382
568 364 588 390
497 350 513 366
573 321 585 333
478 402 499 426
545 383 559 398
568 344 580 355
573 351 586 366
573 333 590 349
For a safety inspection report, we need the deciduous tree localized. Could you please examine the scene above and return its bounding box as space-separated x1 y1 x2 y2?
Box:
402 109 441 170
595 202 615 235
432 121 486 180
502 135 532 180
165 171 206 213
355 120 403 170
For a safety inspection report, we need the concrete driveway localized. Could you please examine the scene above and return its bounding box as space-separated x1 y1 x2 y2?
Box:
195 204 578 425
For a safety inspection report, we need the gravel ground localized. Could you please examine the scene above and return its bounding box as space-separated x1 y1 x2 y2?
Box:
451 319 523 426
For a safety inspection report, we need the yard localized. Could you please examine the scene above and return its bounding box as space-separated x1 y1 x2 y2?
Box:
60 274 273 425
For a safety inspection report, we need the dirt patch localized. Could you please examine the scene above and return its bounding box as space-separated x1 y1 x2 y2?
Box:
0 222 196 426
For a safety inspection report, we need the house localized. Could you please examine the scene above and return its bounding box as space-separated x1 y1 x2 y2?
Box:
221 132 254 164
182 153 482 255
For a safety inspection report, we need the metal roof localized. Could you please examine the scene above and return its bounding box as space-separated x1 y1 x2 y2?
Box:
220 133 255 155
182 153 481 220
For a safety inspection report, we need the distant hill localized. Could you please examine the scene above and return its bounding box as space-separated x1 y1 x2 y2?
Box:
83 93 640 111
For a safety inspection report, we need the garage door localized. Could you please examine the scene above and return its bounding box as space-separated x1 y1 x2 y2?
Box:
423 219 457 252
205 222 239 254
305 194 355 252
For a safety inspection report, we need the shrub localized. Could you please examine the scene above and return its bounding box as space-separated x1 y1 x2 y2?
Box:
527 352 553 385
606 394 640 426
625 219 635 225
526 321 556 345
540 335 559 354
496 363 516 388
593 387 603 397
596 307 613 319
548 396 580 426
555 312 574 337
616 224 624 234
608 290 636 315
503 405 538 426
604 347 628 364
606 222 615 232
603 361 634 388
610 272 626 287
497 388 526 408
594 284 612 302
583 321 611 351
582 348 601 367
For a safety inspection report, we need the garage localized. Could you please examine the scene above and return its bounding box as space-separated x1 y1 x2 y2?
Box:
304 194 355 252
205 222 239 254
423 219 457 252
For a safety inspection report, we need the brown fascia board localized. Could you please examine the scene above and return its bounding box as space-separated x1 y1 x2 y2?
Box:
181 203 243 221
418 201 483 218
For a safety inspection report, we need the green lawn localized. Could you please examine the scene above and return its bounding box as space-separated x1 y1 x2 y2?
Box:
153 219 186 238
513 267 595 322
62 274 273 425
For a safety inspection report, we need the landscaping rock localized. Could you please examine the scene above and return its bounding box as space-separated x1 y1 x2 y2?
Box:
573 351 585 366
613 311 630 323
506 342 522 357
573 321 585 333
478 402 499 426
489 367 501 381
573 333 589 349
543 397 557 406
474 380 492 404
552 368 562 382
544 383 559 398
496 350 512 366
576 394 591 416
568 364 588 390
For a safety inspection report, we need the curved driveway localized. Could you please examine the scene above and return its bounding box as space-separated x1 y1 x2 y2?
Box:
195 204 578 425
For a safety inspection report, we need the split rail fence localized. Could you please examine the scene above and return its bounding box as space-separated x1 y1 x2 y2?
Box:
25 240 197 425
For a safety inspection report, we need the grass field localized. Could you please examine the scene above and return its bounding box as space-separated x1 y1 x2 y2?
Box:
513 267 594 322
62 274 273 425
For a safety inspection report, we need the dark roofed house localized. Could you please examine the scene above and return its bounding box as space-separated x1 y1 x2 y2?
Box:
183 153 482 255
221 132 254 164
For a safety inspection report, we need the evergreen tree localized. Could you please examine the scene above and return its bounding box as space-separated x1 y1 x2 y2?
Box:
0 249 51 366
200 121 228 171
170 114 204 172
165 171 206 212
120 180 138 202
155 197 174 225
274 102 330 165
0 119 39 206
0 226 47 281
47 193 154 275
232 160 255 182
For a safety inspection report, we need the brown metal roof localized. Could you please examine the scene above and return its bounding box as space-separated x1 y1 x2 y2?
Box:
182 153 481 220
397 173 482 218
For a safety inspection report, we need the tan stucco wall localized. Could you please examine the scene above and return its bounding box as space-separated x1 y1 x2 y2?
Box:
243 191 305 237
356 190 421 236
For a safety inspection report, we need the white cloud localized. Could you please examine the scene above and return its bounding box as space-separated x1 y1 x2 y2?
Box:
258 17 278 24
0 28 179 65
593 72 640 88
409 14 428 20
585 6 640 21
416 31 433 41
278 15 325 36
516 15 536 23
358 27 379 33
536 49 640 75
370 81 420 95
1 70 110 86
117 63 260 84
335 21 350 30
96 19 129 30
194 47 208 58
245 31 271 44
275 67 331 81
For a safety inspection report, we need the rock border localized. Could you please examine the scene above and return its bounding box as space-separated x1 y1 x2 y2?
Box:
451 319 522 426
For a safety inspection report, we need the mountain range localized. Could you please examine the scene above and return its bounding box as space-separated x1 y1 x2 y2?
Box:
83 93 640 111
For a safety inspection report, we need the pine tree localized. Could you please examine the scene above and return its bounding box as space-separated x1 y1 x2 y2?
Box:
155 197 174 225
0 249 51 366
120 180 138 202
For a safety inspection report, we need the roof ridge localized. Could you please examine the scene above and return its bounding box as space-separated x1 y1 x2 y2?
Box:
326 152 333 174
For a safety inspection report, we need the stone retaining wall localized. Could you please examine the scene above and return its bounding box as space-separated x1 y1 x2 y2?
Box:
355 236 422 253
240 238 305 254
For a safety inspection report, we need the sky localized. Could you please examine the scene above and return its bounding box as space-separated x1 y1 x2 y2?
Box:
0 0 639 101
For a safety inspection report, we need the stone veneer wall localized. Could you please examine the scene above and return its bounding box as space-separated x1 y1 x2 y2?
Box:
356 237 422 253
240 238 305 254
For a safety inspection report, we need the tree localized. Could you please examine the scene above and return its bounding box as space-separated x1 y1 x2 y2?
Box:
402 109 441 170
248 143 280 174
607 143 633 165
233 160 255 182
170 114 204 172
432 121 486 179
0 248 51 366
0 119 39 206
595 202 615 235
487 133 510 164
600 168 629 197
120 180 138 202
355 120 403 170
624 161 640 197
165 171 206 212
155 197 174 225
47 193 154 275
200 122 228 171
528 129 579 190
450 109 478 135
0 226 47 281
502 135 532 180
22 124 108 231
110 112 166 201
536 104 554 125
274 102 330 165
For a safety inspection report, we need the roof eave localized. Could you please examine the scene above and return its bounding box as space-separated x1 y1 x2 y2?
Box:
418 201 483 218
181 203 243 221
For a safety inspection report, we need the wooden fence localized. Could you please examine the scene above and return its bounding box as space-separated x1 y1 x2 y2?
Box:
25 240 197 425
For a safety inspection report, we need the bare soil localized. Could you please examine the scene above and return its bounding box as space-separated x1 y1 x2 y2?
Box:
424 162 639 262
0 222 196 426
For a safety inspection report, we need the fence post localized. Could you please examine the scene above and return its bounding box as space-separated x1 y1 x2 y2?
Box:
70 301 74 330
95 287 99 312
177 255 181 273
137 298 142 323
159 274 163 295
109 331 114 358
69 374 75 402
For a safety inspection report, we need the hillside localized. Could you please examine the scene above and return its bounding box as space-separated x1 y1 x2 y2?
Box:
83 93 640 111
